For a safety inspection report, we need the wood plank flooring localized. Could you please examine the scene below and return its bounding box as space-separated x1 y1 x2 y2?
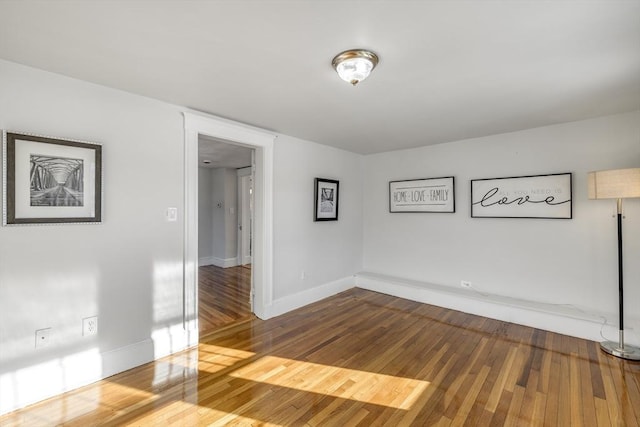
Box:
199 264 252 335
2 288 639 426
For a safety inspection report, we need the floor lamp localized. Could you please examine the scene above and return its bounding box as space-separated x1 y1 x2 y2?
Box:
588 167 640 360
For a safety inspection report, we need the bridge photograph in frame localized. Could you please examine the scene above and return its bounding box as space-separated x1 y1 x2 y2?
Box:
3 131 102 225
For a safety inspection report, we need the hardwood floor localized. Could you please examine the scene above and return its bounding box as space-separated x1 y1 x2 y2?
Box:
199 264 252 335
2 288 639 426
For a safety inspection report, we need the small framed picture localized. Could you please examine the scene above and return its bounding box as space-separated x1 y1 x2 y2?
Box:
3 131 102 225
314 178 339 221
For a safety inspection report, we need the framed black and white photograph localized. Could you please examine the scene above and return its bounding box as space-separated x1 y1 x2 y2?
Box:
471 173 572 219
314 178 339 221
3 131 102 225
389 177 455 213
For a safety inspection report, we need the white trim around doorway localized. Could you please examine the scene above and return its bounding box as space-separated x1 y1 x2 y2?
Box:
183 111 276 347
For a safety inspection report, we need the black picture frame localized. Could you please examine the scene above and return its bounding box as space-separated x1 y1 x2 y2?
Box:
3 131 103 225
471 172 572 219
389 176 455 213
314 178 339 221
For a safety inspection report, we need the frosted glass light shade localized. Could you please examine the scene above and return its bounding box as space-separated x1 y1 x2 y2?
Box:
335 57 374 85
588 168 640 199
332 50 379 86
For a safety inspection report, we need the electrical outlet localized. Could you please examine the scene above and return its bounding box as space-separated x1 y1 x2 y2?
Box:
300 271 306 280
461 280 472 288
35 328 51 348
83 316 98 336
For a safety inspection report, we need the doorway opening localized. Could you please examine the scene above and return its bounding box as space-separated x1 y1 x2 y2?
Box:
183 111 275 347
197 136 254 335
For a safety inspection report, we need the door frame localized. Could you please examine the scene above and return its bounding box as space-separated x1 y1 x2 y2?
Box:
183 111 276 347
237 167 253 267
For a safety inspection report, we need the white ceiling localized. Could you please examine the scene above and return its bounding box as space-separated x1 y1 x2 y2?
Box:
0 1 638 154
198 135 253 169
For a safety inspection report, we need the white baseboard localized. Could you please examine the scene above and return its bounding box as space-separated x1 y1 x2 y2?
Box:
199 256 239 268
262 276 355 319
0 328 189 416
4 271 636 416
355 272 639 347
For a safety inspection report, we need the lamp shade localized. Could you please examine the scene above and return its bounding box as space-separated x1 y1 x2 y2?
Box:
588 168 640 199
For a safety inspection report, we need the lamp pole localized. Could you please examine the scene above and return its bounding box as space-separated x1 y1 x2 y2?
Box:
600 197 640 360
588 168 640 360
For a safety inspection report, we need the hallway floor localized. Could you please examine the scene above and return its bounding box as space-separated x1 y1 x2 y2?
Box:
199 264 252 335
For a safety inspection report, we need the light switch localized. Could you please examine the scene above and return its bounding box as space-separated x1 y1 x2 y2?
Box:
166 207 178 222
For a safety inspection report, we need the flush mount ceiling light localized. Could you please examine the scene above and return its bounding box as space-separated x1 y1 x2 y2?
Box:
332 49 379 86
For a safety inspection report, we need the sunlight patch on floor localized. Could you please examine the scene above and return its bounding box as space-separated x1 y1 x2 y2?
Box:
198 343 256 374
116 398 268 427
228 355 430 410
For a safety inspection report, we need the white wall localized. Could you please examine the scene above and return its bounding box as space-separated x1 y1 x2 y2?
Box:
198 167 214 261
270 135 363 313
0 59 186 413
201 167 238 267
224 168 238 259
362 111 640 344
211 168 226 260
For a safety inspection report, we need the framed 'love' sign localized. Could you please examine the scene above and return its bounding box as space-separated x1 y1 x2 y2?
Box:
471 173 572 219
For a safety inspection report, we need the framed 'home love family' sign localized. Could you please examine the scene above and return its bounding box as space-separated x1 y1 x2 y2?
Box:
389 177 455 213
